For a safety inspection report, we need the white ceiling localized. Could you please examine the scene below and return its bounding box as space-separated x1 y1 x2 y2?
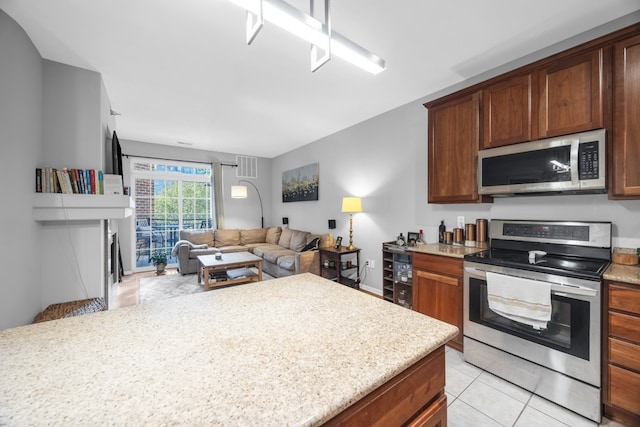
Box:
2 1 639 158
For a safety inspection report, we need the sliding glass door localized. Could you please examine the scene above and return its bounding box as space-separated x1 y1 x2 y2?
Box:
130 158 214 270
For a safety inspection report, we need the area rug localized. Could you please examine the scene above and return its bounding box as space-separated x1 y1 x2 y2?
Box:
138 269 272 304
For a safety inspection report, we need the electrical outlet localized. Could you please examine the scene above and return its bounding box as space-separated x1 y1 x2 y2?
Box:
365 259 370 267
457 216 465 229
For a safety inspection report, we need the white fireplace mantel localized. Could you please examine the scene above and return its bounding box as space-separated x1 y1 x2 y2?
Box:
33 193 133 221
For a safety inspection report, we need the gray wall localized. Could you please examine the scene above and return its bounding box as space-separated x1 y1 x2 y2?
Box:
0 11 116 329
0 9 44 329
42 60 104 169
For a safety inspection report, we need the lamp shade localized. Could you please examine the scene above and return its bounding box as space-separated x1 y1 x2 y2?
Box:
341 197 362 213
231 185 248 198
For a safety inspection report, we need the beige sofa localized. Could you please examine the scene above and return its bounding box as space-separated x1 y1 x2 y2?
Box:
171 227 334 278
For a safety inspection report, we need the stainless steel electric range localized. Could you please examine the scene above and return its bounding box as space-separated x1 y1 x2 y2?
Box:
463 219 611 422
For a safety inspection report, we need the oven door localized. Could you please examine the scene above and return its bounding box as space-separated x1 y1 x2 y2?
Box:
463 261 601 387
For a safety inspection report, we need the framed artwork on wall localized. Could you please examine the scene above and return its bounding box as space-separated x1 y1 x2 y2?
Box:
282 163 319 202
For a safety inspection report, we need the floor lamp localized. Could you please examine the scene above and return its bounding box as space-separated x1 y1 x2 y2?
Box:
341 197 362 250
231 180 264 228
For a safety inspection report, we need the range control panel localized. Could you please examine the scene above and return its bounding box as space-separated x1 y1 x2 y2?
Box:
502 223 590 242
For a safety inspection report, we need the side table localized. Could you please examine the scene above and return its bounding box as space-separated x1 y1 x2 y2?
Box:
319 246 360 289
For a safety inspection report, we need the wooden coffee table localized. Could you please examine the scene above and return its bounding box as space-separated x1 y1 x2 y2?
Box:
197 252 263 291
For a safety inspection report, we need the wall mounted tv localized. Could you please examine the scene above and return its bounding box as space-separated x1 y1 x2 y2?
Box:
111 130 123 176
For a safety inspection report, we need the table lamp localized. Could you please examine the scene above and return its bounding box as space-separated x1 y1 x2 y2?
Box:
341 197 362 250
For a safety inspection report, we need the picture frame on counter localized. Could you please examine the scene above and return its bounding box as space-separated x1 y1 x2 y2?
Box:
407 232 419 247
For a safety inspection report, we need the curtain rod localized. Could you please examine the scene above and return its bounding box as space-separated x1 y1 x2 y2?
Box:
122 153 237 167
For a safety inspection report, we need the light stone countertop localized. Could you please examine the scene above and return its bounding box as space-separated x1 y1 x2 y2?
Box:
0 273 458 426
407 242 488 258
604 262 640 286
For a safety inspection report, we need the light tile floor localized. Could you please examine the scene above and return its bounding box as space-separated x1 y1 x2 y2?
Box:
445 347 627 427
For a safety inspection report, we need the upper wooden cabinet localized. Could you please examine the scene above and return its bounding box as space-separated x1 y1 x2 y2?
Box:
483 73 537 148
538 49 604 138
425 22 640 202
612 34 640 197
427 92 488 203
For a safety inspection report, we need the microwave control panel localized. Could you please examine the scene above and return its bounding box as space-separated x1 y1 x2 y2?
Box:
578 141 600 180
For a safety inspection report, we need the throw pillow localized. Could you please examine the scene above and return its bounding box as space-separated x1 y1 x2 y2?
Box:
266 226 282 244
278 227 293 248
289 230 310 251
301 237 320 252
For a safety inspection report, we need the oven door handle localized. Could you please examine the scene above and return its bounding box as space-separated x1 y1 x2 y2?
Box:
464 266 598 297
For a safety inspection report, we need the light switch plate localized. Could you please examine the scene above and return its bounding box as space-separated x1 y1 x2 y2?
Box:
457 216 465 229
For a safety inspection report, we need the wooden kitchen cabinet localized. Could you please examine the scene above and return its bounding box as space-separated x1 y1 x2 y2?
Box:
413 253 463 351
426 92 490 204
611 33 640 197
425 22 640 202
603 281 640 426
482 73 538 148
538 49 604 138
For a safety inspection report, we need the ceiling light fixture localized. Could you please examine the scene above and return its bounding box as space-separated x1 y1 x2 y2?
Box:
227 0 386 75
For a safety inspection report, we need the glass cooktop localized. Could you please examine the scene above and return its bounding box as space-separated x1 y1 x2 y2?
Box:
465 249 610 280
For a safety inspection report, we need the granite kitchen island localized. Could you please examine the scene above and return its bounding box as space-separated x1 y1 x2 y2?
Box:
0 273 457 426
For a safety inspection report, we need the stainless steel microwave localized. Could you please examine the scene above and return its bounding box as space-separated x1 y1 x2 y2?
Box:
478 129 606 196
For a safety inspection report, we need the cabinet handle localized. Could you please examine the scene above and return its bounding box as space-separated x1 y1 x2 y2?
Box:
417 270 459 287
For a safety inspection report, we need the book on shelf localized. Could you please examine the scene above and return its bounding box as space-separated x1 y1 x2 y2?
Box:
89 169 96 195
35 168 42 193
98 171 104 194
77 169 85 194
35 167 106 195
209 271 229 282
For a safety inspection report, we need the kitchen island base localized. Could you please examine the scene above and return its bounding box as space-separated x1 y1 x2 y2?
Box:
324 345 446 427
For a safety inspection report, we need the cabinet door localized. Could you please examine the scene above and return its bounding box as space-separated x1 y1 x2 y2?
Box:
414 269 463 349
427 92 487 203
609 365 640 415
612 34 640 197
538 49 604 138
483 73 537 148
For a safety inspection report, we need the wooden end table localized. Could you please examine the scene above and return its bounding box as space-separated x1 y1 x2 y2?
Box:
197 252 263 291
319 246 360 289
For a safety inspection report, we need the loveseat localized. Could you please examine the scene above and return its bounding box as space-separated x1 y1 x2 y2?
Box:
171 227 334 278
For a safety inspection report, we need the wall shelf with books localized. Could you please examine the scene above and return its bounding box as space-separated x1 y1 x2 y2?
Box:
33 194 133 222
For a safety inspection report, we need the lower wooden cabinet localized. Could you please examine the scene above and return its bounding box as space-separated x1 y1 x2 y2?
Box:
324 346 447 427
608 364 640 416
604 281 640 426
413 253 463 351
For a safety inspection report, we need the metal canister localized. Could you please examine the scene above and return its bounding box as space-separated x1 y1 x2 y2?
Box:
476 219 488 242
444 231 453 245
465 223 476 246
453 228 464 245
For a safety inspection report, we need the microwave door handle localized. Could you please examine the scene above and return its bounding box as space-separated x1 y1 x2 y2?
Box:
570 139 579 185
